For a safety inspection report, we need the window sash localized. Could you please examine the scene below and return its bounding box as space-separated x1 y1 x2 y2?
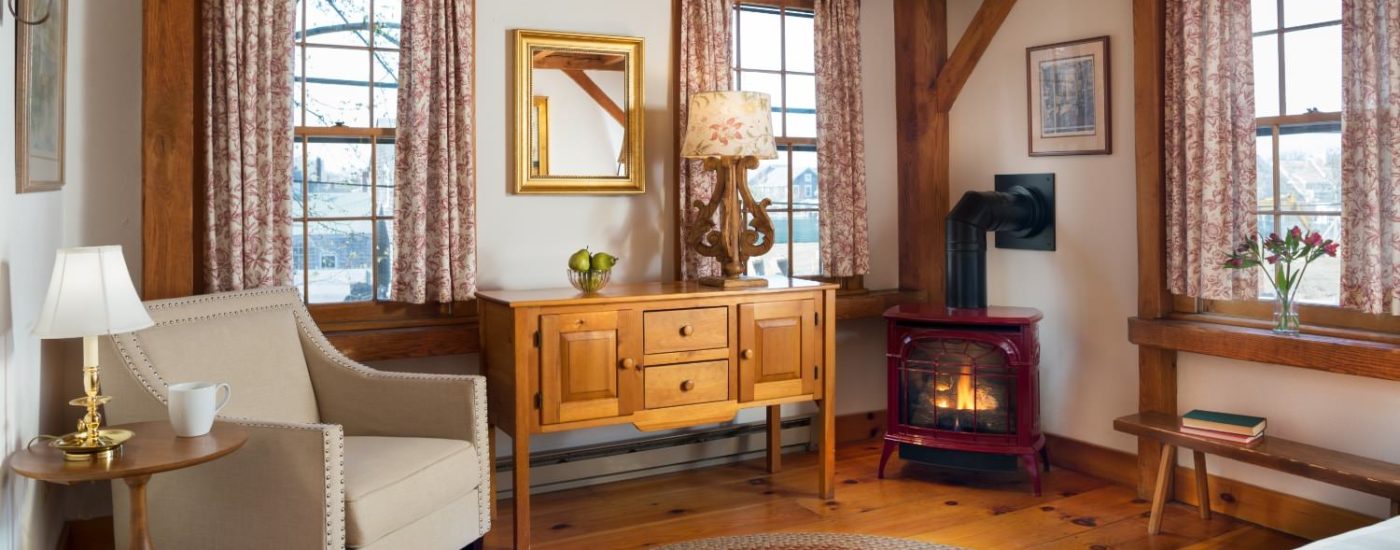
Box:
734 1 821 281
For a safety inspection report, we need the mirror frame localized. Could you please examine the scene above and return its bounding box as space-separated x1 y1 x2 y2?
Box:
514 29 645 194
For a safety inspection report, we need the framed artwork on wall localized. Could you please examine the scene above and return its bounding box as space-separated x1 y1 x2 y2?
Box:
1026 36 1110 157
15 0 68 193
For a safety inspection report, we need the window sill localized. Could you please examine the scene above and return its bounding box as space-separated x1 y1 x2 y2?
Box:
1127 315 1400 382
834 289 927 320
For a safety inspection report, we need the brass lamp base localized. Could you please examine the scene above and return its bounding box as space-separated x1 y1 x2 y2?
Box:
698 275 768 288
50 428 133 461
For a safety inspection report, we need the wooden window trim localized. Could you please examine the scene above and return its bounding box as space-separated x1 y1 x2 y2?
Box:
1131 0 1397 387
1128 316 1400 382
1163 8 1395 343
141 0 477 362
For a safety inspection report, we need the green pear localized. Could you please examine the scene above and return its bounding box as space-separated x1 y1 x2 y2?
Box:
568 248 593 272
591 252 619 271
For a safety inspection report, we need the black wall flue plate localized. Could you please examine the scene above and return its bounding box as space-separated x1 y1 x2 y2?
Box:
994 173 1056 251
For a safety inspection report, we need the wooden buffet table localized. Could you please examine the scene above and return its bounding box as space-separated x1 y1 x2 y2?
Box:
478 279 839 549
10 421 248 550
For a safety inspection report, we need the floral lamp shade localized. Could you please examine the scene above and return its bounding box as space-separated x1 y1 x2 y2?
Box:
681 91 778 159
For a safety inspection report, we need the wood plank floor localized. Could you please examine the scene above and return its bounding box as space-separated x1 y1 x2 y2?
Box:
484 439 1308 549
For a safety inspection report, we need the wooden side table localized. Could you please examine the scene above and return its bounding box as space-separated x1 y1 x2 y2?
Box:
10 421 248 550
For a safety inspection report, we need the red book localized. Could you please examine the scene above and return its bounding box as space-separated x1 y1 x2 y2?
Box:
1182 426 1263 445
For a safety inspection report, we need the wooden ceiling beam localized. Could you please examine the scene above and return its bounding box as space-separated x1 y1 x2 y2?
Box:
932 0 1017 113
562 69 627 126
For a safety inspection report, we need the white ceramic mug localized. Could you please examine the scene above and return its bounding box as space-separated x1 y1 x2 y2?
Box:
168 382 231 437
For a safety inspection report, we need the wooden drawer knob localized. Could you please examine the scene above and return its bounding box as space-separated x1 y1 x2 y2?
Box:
680 380 695 392
741 349 754 360
620 358 636 370
680 325 695 336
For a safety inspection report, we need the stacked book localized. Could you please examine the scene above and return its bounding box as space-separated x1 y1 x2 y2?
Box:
1181 410 1266 445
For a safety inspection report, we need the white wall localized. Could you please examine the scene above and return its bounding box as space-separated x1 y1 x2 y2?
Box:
946 0 1400 518
0 1 143 547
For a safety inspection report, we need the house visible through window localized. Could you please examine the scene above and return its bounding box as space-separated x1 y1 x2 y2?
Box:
292 0 400 304
733 1 819 280
1252 0 1342 304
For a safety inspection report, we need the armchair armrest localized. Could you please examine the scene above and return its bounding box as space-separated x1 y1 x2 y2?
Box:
298 327 487 444
114 418 347 550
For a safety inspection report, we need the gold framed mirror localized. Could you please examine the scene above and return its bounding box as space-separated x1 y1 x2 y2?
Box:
514 29 645 194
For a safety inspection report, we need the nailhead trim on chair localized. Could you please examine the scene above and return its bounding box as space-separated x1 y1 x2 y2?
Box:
221 416 348 550
117 287 492 540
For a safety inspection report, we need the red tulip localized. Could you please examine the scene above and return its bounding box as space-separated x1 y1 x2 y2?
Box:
1305 232 1323 246
1265 254 1279 264
1324 242 1340 257
1290 226 1303 239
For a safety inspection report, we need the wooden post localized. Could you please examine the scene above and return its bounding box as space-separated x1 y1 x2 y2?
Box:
141 0 203 299
894 0 949 304
1132 0 1178 500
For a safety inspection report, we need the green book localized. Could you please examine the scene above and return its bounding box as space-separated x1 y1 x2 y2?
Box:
1182 410 1266 436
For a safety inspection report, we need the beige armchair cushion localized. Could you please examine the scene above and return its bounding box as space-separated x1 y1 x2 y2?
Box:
132 306 319 423
343 436 482 548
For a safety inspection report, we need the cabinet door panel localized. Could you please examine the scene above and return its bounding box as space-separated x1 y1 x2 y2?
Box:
540 310 642 424
739 299 817 401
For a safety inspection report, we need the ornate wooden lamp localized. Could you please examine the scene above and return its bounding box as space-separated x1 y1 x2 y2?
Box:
681 91 780 288
32 246 154 459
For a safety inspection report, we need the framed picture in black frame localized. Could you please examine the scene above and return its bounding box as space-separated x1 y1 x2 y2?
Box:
1026 36 1110 156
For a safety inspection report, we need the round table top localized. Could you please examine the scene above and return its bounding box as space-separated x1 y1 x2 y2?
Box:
9 421 248 484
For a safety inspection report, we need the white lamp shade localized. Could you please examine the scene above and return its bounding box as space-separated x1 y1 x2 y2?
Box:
680 91 778 159
32 246 154 339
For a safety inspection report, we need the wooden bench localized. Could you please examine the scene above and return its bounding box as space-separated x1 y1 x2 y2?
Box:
1114 412 1400 535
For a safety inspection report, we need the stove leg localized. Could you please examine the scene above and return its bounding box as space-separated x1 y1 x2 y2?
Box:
877 440 897 479
1025 452 1043 496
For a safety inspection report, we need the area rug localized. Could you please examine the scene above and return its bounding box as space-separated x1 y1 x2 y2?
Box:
654 532 966 550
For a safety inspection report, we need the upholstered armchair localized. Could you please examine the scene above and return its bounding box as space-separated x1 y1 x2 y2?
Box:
99 287 491 549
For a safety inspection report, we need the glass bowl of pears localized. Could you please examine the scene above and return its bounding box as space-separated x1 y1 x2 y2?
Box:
567 247 618 293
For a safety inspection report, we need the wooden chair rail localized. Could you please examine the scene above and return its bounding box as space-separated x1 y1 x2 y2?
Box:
1116 412 1400 501
1128 317 1400 382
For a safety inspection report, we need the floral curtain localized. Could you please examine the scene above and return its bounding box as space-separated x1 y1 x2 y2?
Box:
1340 0 1400 314
677 0 732 281
392 0 476 304
203 0 295 292
1163 0 1257 299
814 0 869 277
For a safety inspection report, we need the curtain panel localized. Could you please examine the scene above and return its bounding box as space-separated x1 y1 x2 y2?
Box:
1340 0 1400 314
1163 0 1258 299
814 0 870 277
202 0 295 292
392 0 477 304
677 0 733 281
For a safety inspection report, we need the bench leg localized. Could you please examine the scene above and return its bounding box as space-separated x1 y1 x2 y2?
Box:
1192 450 1210 520
1148 443 1176 535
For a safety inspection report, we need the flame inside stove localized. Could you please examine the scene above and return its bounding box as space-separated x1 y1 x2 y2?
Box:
955 375 975 411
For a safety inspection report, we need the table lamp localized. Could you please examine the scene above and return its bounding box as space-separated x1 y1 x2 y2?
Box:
32 246 154 460
680 91 779 287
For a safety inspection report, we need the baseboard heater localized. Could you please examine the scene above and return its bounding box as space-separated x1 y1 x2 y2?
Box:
492 416 814 498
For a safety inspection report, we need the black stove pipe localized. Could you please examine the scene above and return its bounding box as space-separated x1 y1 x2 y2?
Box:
945 188 1049 309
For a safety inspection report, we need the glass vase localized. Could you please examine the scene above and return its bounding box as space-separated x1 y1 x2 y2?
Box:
1273 295 1300 335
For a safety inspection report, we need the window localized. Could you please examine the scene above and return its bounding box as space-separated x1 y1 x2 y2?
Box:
1177 0 1397 334
732 1 820 281
1251 0 1343 304
292 0 400 304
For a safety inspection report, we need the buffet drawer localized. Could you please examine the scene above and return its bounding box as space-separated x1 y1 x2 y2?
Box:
643 307 727 354
644 360 729 409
